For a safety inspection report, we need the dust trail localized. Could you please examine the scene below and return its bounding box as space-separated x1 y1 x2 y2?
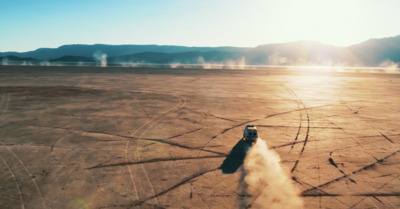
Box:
241 139 303 209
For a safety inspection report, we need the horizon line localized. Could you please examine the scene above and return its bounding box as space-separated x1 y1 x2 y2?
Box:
2 34 399 53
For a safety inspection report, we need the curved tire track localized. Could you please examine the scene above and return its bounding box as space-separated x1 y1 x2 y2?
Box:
136 95 187 207
1 143 47 209
124 94 186 206
50 133 70 163
0 94 26 209
0 152 25 209
283 86 310 173
283 86 303 157
196 98 330 158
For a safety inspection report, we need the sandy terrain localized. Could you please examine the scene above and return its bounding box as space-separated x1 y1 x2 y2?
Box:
0 66 399 209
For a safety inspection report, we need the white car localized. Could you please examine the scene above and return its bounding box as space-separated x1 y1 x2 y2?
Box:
243 125 258 143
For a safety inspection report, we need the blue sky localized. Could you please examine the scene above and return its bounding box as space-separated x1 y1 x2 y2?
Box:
1 0 400 52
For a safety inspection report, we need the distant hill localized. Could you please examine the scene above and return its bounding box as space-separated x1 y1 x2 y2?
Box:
0 55 37 62
0 55 39 65
109 51 244 64
0 44 248 60
349 35 400 66
1 35 400 67
49 56 95 63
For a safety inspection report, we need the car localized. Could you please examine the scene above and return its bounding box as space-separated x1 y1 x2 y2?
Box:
243 125 258 143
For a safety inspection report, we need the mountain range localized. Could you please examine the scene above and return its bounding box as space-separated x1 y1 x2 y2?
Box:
1 35 400 68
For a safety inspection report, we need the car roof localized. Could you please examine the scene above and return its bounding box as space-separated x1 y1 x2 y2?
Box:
245 125 257 131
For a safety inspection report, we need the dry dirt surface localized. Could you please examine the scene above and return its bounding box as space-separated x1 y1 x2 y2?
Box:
0 66 399 209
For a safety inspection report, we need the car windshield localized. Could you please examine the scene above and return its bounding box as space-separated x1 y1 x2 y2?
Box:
249 131 257 136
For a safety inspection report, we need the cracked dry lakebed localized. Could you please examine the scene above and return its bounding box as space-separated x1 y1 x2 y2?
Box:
0 66 400 209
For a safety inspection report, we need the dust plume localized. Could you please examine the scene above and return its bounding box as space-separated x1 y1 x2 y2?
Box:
21 61 32 66
241 139 303 209
93 51 107 67
40 61 51 66
170 57 248 69
1 57 9 65
169 62 182 68
197 56 248 69
1 58 7 65
379 60 399 73
120 62 141 67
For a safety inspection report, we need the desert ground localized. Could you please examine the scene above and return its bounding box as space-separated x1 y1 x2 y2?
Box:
0 66 399 209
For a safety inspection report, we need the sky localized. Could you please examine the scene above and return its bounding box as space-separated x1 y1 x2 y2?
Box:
1 0 400 52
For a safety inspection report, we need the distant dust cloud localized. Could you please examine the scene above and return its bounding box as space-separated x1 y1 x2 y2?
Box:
1 57 8 65
379 60 399 73
240 139 303 209
170 56 248 69
93 52 107 67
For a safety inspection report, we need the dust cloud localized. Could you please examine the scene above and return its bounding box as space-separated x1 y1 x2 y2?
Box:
169 56 248 69
241 139 303 209
379 60 399 73
93 51 107 67
1 57 8 65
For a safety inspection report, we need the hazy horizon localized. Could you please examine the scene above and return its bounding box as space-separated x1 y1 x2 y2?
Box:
2 0 400 52
1 35 399 53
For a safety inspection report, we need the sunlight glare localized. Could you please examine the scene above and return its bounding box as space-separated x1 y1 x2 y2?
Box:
279 0 363 46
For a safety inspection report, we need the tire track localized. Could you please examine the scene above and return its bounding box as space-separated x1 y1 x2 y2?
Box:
103 167 219 209
87 155 225 169
270 140 307 149
0 94 26 209
76 74 88 87
256 124 341 129
29 125 128 141
166 125 204 209
137 137 227 156
315 132 322 208
169 129 211 209
197 118 258 157
284 86 303 155
348 175 398 208
0 152 25 209
196 100 329 157
1 142 47 209
283 86 310 173
165 127 202 140
97 168 219 209
124 94 185 206
207 113 240 123
302 149 400 195
380 132 394 143
302 192 400 197
136 95 187 207
292 177 348 207
328 154 352 180
0 93 10 119
50 133 70 163
0 93 5 108
30 124 224 156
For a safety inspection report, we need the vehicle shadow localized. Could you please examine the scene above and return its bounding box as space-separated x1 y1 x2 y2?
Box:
219 138 252 174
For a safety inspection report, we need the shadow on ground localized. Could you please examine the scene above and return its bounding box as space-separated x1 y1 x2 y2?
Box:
219 138 252 174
